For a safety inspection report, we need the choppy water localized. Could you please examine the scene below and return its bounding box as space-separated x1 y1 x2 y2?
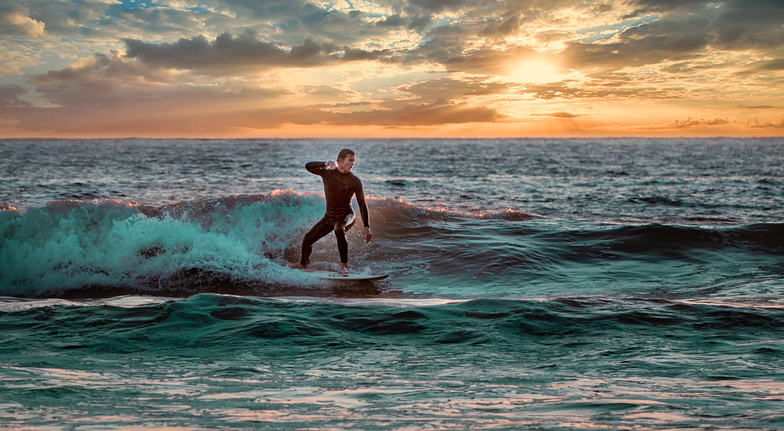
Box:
1 138 783 430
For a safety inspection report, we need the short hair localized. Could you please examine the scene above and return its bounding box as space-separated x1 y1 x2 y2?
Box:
337 149 355 161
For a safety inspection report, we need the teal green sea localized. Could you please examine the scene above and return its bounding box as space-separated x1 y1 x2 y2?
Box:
1 138 783 429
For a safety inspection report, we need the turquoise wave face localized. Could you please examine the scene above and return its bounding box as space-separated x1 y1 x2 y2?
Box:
0 193 326 295
3 193 784 304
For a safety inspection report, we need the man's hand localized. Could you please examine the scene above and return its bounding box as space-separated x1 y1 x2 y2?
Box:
325 161 336 170
364 226 373 243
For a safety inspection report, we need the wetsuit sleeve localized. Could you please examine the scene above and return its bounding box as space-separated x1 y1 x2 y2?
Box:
305 161 328 175
355 180 370 227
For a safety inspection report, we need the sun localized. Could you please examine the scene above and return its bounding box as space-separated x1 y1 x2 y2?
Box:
507 59 564 84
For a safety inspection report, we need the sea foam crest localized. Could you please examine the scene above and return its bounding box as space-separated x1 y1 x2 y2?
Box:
0 191 326 296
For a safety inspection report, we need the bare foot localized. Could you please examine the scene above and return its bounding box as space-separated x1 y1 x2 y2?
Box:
289 262 307 270
338 264 349 275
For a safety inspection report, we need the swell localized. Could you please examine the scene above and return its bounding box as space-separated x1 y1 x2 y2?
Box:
2 295 783 355
372 197 784 256
374 201 784 299
538 223 784 257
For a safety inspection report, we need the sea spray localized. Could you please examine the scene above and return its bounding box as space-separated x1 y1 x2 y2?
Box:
0 192 328 296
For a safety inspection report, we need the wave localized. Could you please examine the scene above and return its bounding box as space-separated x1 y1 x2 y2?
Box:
2 193 783 299
537 223 784 257
1 192 327 297
2 294 783 353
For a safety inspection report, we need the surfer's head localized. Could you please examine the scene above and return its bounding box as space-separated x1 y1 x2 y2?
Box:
337 149 356 173
337 149 355 161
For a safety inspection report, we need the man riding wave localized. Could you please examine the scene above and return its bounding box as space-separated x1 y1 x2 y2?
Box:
291 149 372 274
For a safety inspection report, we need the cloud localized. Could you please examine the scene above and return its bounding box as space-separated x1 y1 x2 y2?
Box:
113 6 214 37
15 1 113 37
744 118 784 129
739 104 778 110
409 0 470 13
242 78 505 128
625 0 710 16
124 31 396 73
522 80 673 101
320 98 500 126
397 77 512 104
563 0 784 74
0 4 46 38
735 58 784 76
532 111 580 118
3 0 783 137
0 84 30 106
30 51 290 110
562 18 711 72
0 47 42 76
666 117 730 129
708 0 784 51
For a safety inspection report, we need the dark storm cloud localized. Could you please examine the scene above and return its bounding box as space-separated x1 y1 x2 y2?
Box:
123 31 395 72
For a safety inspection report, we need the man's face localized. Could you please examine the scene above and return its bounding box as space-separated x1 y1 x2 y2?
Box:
337 154 355 173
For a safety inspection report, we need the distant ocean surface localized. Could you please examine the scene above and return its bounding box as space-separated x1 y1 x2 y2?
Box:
2 138 783 430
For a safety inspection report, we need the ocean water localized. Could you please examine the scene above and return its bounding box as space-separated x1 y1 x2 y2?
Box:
1 138 783 430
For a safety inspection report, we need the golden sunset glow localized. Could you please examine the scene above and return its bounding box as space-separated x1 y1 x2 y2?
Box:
507 59 566 84
0 0 782 138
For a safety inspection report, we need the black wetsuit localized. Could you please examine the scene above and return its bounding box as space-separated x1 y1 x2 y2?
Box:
300 162 369 265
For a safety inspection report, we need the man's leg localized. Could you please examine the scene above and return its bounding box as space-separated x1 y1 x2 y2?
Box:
335 228 348 264
334 213 355 274
299 217 335 266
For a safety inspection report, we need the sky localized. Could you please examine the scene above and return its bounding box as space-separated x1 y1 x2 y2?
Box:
0 0 782 138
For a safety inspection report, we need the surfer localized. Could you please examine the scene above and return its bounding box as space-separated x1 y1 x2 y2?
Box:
291 149 372 274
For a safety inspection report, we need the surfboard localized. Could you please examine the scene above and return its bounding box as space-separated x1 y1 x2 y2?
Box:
308 271 390 281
